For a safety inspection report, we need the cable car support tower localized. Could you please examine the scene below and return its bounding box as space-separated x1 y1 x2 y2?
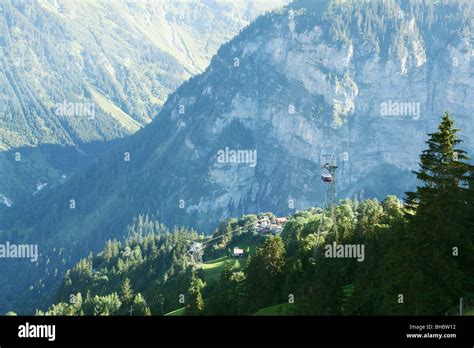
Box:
314 161 338 255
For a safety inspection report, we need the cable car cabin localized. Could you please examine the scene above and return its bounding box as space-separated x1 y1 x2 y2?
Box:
321 173 334 183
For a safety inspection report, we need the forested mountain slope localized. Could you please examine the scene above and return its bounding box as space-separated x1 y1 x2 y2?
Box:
36 114 474 317
0 0 288 203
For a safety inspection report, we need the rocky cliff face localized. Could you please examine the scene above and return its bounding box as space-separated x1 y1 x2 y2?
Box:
157 0 474 228
2 0 473 313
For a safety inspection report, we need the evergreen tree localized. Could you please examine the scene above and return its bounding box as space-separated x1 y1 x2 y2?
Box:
207 268 246 315
245 236 285 312
348 198 407 315
404 112 473 314
133 293 151 316
120 278 134 305
185 275 205 315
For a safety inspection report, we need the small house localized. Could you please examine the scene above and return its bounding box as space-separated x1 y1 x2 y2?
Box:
274 217 288 225
233 247 244 257
258 215 270 227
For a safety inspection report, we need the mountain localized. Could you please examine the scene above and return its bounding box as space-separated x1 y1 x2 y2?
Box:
2 0 474 313
0 0 288 205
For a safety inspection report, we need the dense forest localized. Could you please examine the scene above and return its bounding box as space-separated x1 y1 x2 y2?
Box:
12 112 471 316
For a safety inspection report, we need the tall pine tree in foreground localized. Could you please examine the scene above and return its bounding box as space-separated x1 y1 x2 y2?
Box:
404 112 474 314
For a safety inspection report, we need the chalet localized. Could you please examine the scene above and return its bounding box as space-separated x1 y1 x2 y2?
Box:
233 247 244 257
257 215 270 227
274 217 288 225
256 215 287 235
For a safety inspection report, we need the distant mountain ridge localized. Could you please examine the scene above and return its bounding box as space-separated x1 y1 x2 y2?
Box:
0 0 288 204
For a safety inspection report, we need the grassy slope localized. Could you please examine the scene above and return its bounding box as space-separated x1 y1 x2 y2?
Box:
202 257 233 282
90 87 142 132
164 307 185 316
202 257 246 283
201 232 265 283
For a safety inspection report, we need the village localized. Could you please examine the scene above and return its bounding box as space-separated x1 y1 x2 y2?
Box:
231 215 287 257
188 214 289 262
